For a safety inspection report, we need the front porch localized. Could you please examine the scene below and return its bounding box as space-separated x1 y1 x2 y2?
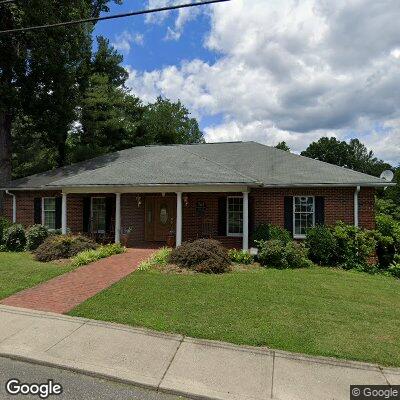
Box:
59 187 251 250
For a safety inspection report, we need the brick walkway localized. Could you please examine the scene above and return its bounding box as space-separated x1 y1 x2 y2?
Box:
0 248 155 314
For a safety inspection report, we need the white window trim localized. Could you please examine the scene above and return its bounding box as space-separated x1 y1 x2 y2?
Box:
91 197 106 234
226 196 243 237
42 197 56 231
293 196 315 239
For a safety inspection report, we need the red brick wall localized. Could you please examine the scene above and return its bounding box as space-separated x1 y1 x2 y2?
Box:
182 192 242 248
1 187 376 246
121 193 145 242
251 187 375 230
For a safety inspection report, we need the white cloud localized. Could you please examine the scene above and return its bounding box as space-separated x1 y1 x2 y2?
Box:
129 0 400 163
112 31 144 54
145 0 204 41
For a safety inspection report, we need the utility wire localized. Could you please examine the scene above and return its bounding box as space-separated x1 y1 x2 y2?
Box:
0 0 231 34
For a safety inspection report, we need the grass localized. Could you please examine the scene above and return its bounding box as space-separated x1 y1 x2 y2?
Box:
69 265 400 367
0 252 76 300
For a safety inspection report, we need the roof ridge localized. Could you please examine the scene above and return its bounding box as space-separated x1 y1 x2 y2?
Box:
180 146 261 185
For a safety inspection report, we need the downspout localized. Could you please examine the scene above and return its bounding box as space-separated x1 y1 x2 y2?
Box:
354 186 360 227
5 190 16 223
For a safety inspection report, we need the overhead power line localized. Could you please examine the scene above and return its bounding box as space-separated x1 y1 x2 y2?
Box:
0 0 231 34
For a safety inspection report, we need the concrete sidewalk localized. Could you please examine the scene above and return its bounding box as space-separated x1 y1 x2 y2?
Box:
0 305 398 400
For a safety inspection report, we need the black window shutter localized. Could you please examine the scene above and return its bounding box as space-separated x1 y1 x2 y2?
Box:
34 198 42 224
55 197 62 229
249 196 255 242
105 197 113 234
82 197 91 232
315 196 325 225
284 196 293 235
217 197 227 236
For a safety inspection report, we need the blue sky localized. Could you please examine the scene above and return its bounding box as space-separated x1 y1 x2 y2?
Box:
93 0 400 165
95 1 216 74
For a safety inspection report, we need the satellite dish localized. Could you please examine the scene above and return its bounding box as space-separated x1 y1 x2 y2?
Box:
380 170 394 182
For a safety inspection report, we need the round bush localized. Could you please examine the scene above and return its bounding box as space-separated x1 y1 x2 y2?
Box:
35 234 98 262
0 217 11 245
256 239 312 269
284 241 313 269
375 214 400 268
253 223 291 244
169 239 230 274
26 225 50 251
228 249 253 265
305 225 338 266
332 222 375 270
4 224 27 252
257 239 285 268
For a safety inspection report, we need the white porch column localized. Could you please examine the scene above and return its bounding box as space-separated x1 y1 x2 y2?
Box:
176 192 183 247
243 192 249 251
354 186 360 227
61 193 67 234
115 193 121 244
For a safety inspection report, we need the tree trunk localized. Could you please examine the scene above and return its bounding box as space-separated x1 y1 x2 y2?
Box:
0 111 12 214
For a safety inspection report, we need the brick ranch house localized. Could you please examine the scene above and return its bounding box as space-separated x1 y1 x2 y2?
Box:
0 141 390 250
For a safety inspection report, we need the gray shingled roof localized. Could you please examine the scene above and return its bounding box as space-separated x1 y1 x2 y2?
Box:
6 141 390 189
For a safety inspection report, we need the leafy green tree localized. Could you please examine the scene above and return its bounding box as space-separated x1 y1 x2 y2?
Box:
275 141 290 152
347 139 391 176
139 97 204 145
1 1 120 186
301 137 392 176
91 36 128 87
301 137 350 167
69 74 144 162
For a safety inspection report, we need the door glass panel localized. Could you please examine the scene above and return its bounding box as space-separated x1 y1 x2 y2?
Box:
147 209 153 224
160 205 168 225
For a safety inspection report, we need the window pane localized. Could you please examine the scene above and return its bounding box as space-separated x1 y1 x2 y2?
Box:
227 197 243 235
43 198 56 229
92 198 106 232
44 198 56 211
293 196 314 237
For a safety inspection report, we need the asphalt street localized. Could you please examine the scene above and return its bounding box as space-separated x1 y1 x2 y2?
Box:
0 357 188 400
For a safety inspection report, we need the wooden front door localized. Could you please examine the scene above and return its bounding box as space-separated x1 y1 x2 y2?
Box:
145 197 176 242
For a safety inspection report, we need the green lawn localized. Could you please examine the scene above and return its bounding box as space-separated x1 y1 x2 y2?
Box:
0 252 75 300
69 266 400 367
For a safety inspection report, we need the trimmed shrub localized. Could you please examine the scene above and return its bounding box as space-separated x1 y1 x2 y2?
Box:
26 225 50 251
332 222 376 270
169 239 230 274
4 224 26 252
256 239 312 269
305 225 338 266
71 243 126 268
0 217 11 245
228 249 253 265
138 247 172 271
253 223 291 244
35 235 98 262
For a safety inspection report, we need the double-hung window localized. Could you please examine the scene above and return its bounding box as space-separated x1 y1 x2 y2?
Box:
42 197 56 230
227 196 243 237
91 197 106 233
293 196 315 238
